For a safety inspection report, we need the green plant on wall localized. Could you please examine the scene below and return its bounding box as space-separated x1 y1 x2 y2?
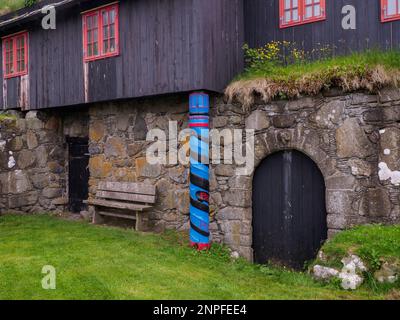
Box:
24 0 37 7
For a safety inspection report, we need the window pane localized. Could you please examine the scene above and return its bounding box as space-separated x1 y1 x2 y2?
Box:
398 0 400 13
293 8 299 21
88 43 92 56
110 38 115 52
388 0 397 15
314 4 321 16
103 40 109 53
93 42 98 55
292 0 298 8
103 26 109 39
110 9 116 24
110 24 115 38
305 0 312 4
285 10 291 22
284 0 291 10
306 6 313 18
103 11 109 25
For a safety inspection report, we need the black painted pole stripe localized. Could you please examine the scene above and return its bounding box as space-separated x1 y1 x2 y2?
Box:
190 198 209 212
190 173 209 190
190 152 209 165
190 221 210 237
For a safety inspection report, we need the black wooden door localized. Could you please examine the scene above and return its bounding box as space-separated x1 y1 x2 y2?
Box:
68 138 89 213
252 150 327 269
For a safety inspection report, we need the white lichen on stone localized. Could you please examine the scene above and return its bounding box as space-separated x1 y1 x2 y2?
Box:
8 156 16 169
384 149 391 155
379 162 400 186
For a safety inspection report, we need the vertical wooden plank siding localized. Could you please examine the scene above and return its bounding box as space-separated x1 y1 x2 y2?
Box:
0 0 243 110
244 0 400 55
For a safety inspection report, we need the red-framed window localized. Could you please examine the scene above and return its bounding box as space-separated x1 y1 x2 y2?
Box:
2 31 29 79
82 3 119 62
279 0 326 28
381 0 400 22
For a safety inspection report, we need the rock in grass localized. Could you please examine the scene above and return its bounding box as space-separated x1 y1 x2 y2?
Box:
338 256 367 290
374 262 399 284
312 265 339 281
339 271 364 290
341 255 367 273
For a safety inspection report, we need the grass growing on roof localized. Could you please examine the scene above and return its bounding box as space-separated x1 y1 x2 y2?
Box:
0 214 388 300
0 0 25 15
226 49 400 108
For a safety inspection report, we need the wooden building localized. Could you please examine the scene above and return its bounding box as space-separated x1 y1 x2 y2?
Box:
2 0 400 111
0 0 244 110
245 0 400 55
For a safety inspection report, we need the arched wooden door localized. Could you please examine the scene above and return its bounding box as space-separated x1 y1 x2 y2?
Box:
252 150 327 269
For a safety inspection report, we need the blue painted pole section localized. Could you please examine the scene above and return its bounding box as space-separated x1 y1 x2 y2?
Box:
189 92 210 251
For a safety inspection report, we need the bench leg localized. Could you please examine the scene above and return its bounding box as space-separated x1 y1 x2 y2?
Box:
135 211 144 232
92 206 104 225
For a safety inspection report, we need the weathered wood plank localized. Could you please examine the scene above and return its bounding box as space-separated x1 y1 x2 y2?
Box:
86 199 153 210
96 190 156 204
97 182 156 196
97 211 137 220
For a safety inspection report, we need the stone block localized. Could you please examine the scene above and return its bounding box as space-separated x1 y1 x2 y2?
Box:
135 157 162 178
223 190 251 208
0 170 32 194
336 119 374 158
8 191 38 208
359 188 391 217
104 136 127 158
89 156 112 178
9 136 23 151
17 150 36 169
42 188 62 199
348 159 372 177
326 190 354 215
272 114 296 128
26 131 38 149
245 110 270 131
89 120 105 142
212 116 228 128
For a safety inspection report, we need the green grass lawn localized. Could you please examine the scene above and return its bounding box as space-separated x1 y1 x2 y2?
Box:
0 214 392 300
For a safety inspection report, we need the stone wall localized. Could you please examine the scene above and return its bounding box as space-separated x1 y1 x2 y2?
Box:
210 87 400 259
0 109 88 213
0 111 65 212
87 96 191 232
1 88 399 262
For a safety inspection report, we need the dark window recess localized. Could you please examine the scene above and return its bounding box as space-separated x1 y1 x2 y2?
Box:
252 150 327 269
68 137 89 213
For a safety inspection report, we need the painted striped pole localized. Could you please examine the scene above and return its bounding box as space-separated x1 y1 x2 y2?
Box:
189 92 210 251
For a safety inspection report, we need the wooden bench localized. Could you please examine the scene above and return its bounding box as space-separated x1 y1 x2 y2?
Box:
85 182 156 231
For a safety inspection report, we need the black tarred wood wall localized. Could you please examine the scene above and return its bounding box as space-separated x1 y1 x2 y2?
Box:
0 0 244 110
245 0 400 54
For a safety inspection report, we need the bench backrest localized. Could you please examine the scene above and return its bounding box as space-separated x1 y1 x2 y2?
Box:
96 182 156 204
